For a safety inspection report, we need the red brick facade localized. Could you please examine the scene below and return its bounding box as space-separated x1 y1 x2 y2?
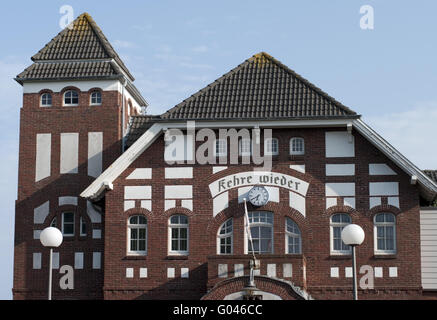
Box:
99 127 424 300
13 88 125 299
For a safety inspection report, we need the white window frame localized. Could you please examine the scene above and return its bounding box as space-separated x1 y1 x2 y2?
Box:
80 216 87 237
374 213 397 255
264 138 279 156
214 139 228 157
90 91 102 105
330 213 352 255
246 211 274 254
239 139 252 156
285 217 301 254
168 215 189 256
127 215 148 256
217 218 233 255
62 212 75 237
40 93 52 107
63 90 79 106
290 137 305 155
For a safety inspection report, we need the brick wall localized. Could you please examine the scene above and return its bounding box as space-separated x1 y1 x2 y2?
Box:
102 127 424 300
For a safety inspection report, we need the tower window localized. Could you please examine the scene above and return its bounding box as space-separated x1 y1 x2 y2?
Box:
265 138 279 156
40 93 52 107
90 91 102 105
64 90 79 106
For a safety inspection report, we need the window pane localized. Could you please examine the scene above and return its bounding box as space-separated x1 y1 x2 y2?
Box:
180 240 187 251
172 240 178 250
138 240 146 251
180 228 187 239
131 240 137 251
131 228 138 239
172 228 178 238
64 212 74 222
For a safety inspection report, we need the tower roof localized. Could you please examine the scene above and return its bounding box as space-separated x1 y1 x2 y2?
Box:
16 13 135 83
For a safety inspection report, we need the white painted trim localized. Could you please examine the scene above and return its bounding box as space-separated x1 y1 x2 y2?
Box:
81 118 437 201
353 119 437 199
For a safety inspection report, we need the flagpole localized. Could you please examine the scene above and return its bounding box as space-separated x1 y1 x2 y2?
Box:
243 198 257 287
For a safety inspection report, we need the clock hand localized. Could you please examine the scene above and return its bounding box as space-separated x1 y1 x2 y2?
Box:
250 194 260 202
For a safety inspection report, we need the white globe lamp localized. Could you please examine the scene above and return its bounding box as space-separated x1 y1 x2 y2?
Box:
40 227 63 300
341 224 365 301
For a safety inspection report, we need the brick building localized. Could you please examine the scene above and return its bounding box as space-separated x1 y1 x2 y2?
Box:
12 13 437 300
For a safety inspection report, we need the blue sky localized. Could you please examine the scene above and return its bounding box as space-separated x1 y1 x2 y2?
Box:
1 0 437 299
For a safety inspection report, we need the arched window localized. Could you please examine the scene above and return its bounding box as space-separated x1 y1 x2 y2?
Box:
264 138 279 156
50 216 57 228
169 215 189 255
247 211 273 254
239 139 252 156
64 90 79 106
285 218 301 254
330 213 352 254
374 213 396 254
40 93 52 107
217 218 233 254
90 91 102 105
128 215 147 255
290 137 305 155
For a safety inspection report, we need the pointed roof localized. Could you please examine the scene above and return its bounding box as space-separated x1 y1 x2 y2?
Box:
161 52 358 120
30 12 134 80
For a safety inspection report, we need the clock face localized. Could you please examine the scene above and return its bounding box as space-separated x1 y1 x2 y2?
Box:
248 186 269 207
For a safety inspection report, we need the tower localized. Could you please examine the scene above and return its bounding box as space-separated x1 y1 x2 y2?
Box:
13 13 147 299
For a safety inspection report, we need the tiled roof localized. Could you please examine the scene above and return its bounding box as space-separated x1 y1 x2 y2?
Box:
161 52 358 120
16 12 134 82
125 115 162 147
16 61 118 81
424 170 437 183
125 52 359 146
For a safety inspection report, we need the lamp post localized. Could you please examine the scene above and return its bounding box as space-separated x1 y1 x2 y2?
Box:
39 227 63 300
341 224 365 300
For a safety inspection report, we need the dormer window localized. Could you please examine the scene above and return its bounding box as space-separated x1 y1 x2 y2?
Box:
90 91 102 105
64 90 79 106
40 93 52 107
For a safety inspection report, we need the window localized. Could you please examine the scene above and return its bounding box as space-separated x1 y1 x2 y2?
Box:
239 139 252 156
286 218 301 254
290 137 305 155
374 213 396 254
64 90 79 106
330 214 352 254
80 216 87 236
40 93 52 107
128 215 147 255
62 212 74 236
217 218 233 254
264 138 279 156
248 211 273 254
169 215 189 255
90 91 102 105
215 139 227 157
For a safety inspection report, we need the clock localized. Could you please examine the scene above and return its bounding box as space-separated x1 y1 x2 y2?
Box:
248 186 269 207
